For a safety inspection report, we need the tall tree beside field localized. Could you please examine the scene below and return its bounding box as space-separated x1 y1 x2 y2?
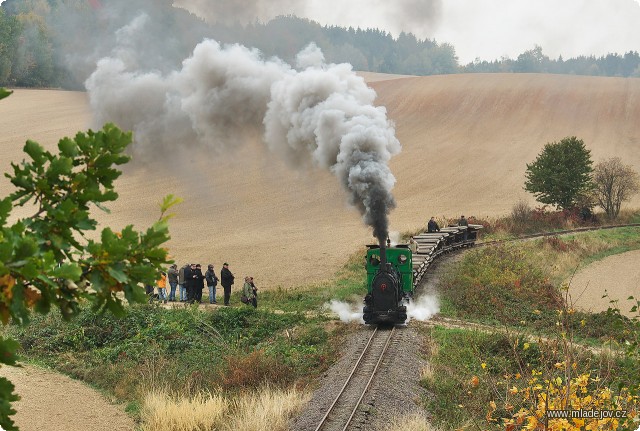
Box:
10 10 56 87
593 157 640 219
0 8 22 84
0 89 178 430
524 137 594 211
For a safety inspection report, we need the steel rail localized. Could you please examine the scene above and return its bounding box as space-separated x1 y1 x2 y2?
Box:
315 327 395 431
341 326 396 431
314 327 378 431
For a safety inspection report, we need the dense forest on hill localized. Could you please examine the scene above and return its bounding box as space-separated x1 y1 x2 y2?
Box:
1 0 639 89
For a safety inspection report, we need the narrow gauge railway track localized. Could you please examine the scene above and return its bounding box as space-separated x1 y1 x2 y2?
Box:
314 326 396 431
411 222 640 288
475 222 640 248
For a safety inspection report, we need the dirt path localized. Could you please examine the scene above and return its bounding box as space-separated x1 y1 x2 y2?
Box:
568 250 640 317
0 364 135 431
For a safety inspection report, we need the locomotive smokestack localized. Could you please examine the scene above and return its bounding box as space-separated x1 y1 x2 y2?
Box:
379 240 387 268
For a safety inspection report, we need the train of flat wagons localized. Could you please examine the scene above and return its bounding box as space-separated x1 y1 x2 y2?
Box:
363 224 482 325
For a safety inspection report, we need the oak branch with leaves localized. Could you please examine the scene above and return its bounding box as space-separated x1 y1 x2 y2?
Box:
0 87 179 431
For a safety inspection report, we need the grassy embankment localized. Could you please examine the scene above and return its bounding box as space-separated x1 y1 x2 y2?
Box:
470 207 640 241
422 226 640 430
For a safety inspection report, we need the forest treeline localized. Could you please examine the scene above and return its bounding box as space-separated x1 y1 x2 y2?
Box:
1 0 639 89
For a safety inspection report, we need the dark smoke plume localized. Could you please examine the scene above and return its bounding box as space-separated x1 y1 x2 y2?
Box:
85 17 400 242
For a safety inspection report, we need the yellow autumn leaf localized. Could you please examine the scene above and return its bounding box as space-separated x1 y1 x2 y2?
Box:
525 416 538 430
572 418 585 428
0 274 16 302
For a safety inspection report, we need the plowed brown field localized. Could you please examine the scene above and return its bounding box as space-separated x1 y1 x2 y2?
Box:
569 250 640 317
2 74 640 288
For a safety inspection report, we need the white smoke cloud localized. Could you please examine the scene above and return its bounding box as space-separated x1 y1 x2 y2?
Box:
85 18 400 241
406 295 440 322
328 300 365 323
328 295 439 324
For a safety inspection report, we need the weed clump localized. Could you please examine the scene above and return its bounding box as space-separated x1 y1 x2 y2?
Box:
441 244 562 325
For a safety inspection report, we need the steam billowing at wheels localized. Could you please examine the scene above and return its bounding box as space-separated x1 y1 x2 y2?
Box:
85 16 400 243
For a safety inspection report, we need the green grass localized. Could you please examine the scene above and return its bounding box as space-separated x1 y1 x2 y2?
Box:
570 226 640 266
421 324 638 431
421 327 538 431
438 227 640 337
259 250 366 313
425 224 640 430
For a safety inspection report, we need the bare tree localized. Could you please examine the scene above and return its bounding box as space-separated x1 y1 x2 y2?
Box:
593 157 640 219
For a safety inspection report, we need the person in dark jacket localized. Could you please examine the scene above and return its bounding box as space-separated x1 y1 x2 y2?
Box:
220 263 234 306
194 264 205 303
458 215 469 240
167 264 179 301
178 264 188 302
205 264 219 304
427 217 440 233
145 284 154 303
184 263 197 303
250 276 258 306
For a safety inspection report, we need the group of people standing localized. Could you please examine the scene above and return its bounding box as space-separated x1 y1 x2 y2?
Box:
149 262 257 307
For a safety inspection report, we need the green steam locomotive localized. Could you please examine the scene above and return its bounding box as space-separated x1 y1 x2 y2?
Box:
363 224 482 325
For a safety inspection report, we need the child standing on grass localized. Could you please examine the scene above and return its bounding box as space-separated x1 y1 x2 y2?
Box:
157 271 168 304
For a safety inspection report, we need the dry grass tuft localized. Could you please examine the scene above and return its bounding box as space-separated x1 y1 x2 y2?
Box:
228 387 310 431
140 386 309 431
420 363 434 383
141 390 226 431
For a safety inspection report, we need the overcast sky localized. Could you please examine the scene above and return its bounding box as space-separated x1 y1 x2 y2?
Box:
3 0 639 64
302 0 640 63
